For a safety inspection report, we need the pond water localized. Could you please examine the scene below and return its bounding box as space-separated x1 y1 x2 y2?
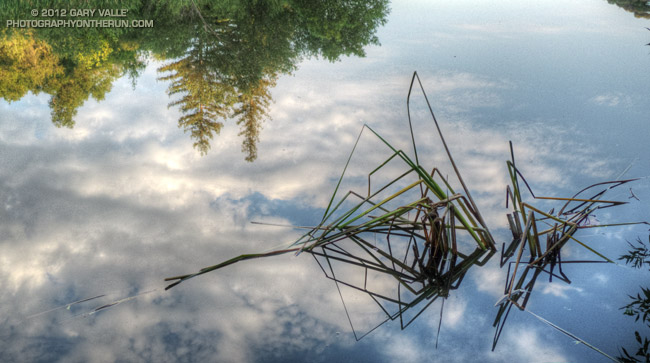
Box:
1 1 649 362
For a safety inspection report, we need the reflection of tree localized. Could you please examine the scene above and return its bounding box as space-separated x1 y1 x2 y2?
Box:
0 0 389 160
46 63 122 128
158 39 276 161
234 75 276 162
291 0 390 60
606 0 650 19
157 35 235 155
0 25 145 127
156 1 295 160
618 236 650 362
155 0 388 161
0 30 62 101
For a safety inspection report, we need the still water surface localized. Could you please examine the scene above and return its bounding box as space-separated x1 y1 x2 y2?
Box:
1 1 649 362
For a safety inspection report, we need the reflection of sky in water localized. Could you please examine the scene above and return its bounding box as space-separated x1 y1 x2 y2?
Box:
1 0 650 362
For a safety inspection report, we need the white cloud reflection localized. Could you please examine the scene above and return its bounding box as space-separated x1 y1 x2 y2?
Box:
589 92 634 108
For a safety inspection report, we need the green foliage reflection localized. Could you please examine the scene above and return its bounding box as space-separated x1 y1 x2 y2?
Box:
606 0 650 18
0 0 389 160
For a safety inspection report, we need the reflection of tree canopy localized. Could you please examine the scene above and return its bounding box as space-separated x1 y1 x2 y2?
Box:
0 0 389 160
155 0 389 160
0 30 62 101
606 0 650 18
0 24 145 127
